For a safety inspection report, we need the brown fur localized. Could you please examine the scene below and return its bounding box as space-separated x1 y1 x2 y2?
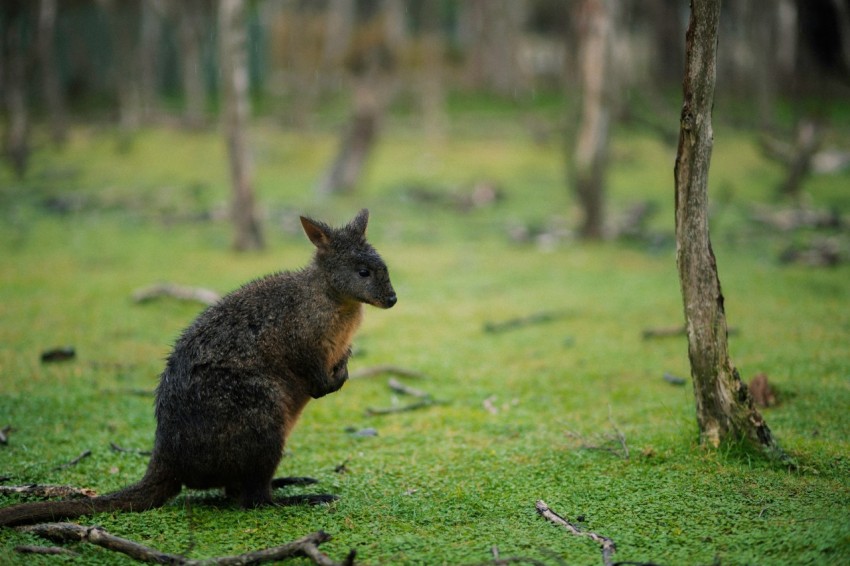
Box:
0 209 395 526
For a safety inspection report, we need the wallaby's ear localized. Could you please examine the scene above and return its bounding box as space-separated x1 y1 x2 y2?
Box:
350 208 369 237
300 216 332 249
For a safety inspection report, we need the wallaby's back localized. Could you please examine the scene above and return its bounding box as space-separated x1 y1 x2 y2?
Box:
0 209 396 526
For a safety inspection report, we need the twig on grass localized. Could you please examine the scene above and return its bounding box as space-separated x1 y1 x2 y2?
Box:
350 365 427 380
483 310 571 334
16 522 355 566
15 545 80 557
53 450 92 471
0 484 97 499
387 378 430 399
535 500 616 566
132 282 221 306
365 399 440 416
564 408 629 460
110 442 153 456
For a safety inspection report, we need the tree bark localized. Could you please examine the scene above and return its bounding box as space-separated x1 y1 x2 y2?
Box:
674 0 786 460
315 1 397 197
37 0 67 146
572 0 613 240
2 1 32 177
219 0 264 251
178 0 209 128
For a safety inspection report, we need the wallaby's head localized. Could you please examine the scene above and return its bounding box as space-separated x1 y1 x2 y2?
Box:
300 209 397 309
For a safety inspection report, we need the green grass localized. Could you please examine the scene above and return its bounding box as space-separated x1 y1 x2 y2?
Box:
1 110 849 565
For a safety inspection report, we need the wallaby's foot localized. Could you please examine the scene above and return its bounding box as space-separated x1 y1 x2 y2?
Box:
271 476 319 488
275 493 339 506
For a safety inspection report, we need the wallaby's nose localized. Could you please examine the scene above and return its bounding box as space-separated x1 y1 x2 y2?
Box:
384 294 398 308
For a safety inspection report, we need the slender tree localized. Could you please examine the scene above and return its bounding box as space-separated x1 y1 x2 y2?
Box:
2 0 32 177
37 0 67 146
178 0 209 129
572 0 614 240
219 0 264 251
674 0 787 461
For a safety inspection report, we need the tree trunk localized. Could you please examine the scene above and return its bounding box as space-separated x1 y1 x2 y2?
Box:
572 0 613 240
315 1 396 197
2 0 31 177
37 0 67 146
219 0 264 251
674 0 786 460
419 0 445 143
138 0 162 124
178 0 208 128
460 0 527 97
102 0 143 131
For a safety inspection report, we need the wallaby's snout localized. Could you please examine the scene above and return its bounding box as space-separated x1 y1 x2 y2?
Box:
381 291 398 309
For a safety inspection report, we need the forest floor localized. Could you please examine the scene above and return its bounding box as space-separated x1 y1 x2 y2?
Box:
1 104 849 564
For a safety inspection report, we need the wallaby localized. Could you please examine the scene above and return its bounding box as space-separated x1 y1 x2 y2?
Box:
0 209 396 527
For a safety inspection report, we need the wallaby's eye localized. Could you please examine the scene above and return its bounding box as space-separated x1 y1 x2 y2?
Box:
358 268 371 278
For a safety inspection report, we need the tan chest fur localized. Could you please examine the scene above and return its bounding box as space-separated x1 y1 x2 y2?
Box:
323 303 363 369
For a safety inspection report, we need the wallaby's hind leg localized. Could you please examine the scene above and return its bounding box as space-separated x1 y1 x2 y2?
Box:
269 476 336 505
271 476 318 488
226 476 275 508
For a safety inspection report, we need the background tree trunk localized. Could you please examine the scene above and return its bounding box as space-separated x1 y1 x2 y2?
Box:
572 0 613 240
315 0 397 197
2 0 31 177
219 0 264 251
674 0 785 460
37 0 67 146
178 0 209 129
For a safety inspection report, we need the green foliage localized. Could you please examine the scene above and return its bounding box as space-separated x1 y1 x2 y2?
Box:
1 114 849 565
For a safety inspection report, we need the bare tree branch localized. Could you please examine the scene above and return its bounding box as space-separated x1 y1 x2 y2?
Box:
15 523 353 566
535 500 616 566
0 484 97 499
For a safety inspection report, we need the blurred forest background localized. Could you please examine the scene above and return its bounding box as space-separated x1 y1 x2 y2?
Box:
2 0 849 251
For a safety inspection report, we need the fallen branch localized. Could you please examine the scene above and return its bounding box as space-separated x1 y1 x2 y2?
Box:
387 378 430 399
110 442 153 456
16 523 354 566
53 449 92 471
133 283 221 307
15 545 80 557
483 310 571 334
535 500 616 566
349 365 427 380
0 484 97 499
366 399 441 416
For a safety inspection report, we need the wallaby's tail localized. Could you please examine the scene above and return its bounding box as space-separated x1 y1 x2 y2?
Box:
0 463 181 527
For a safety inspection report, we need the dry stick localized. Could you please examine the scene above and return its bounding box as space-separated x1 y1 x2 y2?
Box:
0 484 97 499
132 283 221 306
53 449 92 471
535 500 616 566
15 545 80 557
16 523 352 566
110 442 153 456
349 365 427 380
483 310 571 334
387 378 430 399
365 399 438 416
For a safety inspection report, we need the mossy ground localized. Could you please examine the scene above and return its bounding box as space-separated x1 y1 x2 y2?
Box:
1 103 849 564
